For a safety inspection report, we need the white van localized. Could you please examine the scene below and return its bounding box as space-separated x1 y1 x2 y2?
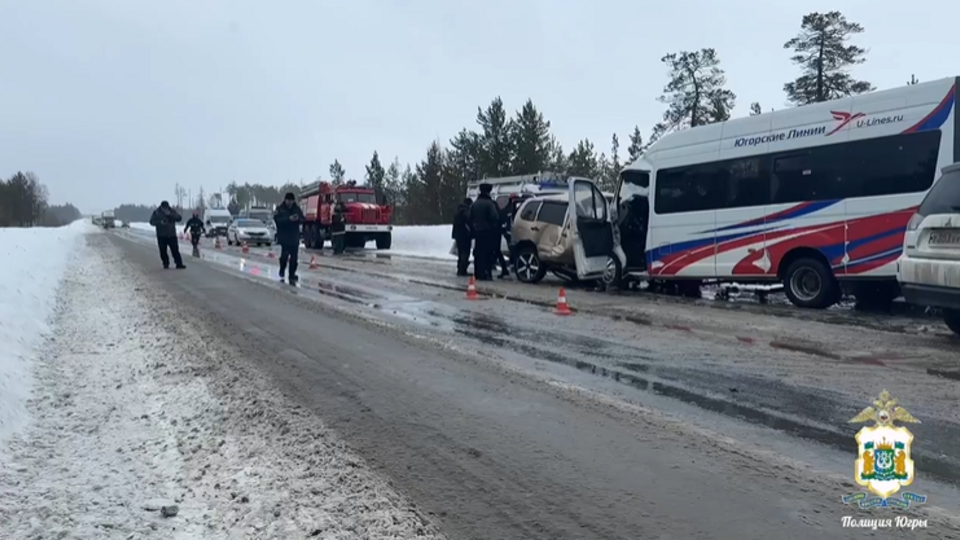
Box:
203 208 232 237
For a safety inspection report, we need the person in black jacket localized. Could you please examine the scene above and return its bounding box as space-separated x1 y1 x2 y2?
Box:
273 193 305 282
469 183 501 280
331 200 347 254
149 201 185 269
493 203 511 279
183 212 206 256
452 198 473 276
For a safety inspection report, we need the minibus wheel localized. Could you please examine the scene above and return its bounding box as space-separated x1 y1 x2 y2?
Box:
783 257 839 309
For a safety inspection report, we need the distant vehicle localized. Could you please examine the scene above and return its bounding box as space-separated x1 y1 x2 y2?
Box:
227 218 272 247
299 180 393 250
509 177 616 284
100 210 116 229
898 162 960 336
237 205 277 241
614 76 959 309
203 208 232 237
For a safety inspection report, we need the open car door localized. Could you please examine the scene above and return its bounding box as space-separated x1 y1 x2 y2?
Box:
568 178 615 280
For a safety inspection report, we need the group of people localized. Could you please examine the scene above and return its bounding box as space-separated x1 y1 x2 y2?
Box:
452 182 512 280
149 193 346 283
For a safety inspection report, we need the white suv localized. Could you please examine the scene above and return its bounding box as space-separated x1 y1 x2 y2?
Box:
898 162 960 336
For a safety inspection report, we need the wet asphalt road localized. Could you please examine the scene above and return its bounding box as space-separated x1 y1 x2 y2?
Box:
111 231 960 538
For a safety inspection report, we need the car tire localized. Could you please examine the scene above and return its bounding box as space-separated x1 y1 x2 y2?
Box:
944 309 960 336
601 253 624 289
783 257 839 309
514 246 547 284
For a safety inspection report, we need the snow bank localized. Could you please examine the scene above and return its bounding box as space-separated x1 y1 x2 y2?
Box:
129 221 153 232
0 233 446 539
0 221 94 444
385 225 454 260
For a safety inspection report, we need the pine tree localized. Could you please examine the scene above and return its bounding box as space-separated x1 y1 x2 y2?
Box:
407 142 446 224
566 139 599 179
548 136 568 173
510 99 553 174
443 130 483 218
476 97 514 178
329 160 346 184
626 126 643 163
655 49 736 135
365 151 386 202
749 102 763 116
596 152 612 191
783 11 874 105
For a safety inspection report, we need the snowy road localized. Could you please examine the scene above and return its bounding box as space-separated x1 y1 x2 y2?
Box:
100 230 960 537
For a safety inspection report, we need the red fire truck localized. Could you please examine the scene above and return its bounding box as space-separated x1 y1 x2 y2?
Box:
299 180 393 250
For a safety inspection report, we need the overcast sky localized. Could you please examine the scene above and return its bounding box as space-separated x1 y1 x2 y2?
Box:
1 0 956 213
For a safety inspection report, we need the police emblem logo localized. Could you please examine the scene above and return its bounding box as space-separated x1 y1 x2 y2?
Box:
842 390 927 509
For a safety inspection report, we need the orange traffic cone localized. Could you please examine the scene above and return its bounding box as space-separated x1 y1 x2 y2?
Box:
465 276 479 300
309 255 319 270
241 242 249 254
214 236 222 249
554 288 573 315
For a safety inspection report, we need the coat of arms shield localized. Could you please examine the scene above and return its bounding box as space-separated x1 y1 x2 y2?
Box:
849 390 920 500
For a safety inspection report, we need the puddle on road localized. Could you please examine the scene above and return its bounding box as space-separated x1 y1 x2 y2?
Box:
446 310 960 486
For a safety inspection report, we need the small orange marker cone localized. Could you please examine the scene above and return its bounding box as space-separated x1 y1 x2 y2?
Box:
241 242 249 254
214 236 222 249
466 276 479 300
554 288 573 315
309 255 319 270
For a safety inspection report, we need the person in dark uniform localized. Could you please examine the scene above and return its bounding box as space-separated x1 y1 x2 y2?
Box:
493 202 512 279
183 211 206 257
149 201 185 269
273 192 305 282
469 183 501 280
452 198 473 276
331 200 347 254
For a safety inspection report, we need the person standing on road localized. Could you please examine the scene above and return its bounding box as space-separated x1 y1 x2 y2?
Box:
452 198 473 276
149 201 185 269
273 192 305 283
331 200 347 255
184 211 206 256
469 183 500 281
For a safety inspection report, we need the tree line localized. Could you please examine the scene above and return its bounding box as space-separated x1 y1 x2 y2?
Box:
118 11 904 226
341 10 891 225
0 171 82 227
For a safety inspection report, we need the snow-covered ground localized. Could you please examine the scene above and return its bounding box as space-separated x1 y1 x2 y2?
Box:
0 232 445 539
0 221 93 444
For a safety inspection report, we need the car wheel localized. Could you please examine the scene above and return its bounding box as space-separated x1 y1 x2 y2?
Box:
601 253 623 289
783 257 838 309
944 309 960 336
514 246 547 283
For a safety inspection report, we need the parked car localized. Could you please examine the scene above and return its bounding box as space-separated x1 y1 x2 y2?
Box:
227 218 273 247
898 162 960 336
509 177 616 284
